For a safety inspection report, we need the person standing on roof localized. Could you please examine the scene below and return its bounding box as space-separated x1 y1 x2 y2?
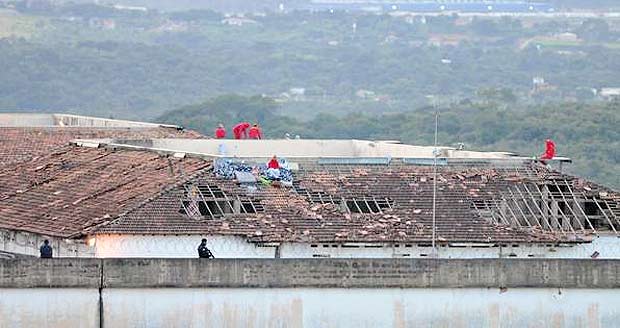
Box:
197 238 214 259
214 123 226 139
40 240 53 258
248 123 263 140
232 122 251 139
540 139 556 160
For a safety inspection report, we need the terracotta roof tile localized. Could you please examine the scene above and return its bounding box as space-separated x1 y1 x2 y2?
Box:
0 126 203 167
0 145 209 238
98 162 619 244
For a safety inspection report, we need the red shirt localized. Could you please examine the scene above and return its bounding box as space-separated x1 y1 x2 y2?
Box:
541 140 556 160
268 159 280 169
232 122 250 139
248 127 262 139
215 127 226 139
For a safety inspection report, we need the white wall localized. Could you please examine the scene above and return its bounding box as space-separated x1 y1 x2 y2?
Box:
109 138 510 159
102 288 620 327
2 288 617 327
0 229 95 258
281 236 620 259
0 289 99 328
93 234 620 259
94 234 275 258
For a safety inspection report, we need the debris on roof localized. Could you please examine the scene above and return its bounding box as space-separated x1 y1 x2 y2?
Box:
97 161 620 244
214 159 294 184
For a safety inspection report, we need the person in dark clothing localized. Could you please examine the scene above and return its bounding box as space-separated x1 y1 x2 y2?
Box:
197 238 214 259
40 240 53 258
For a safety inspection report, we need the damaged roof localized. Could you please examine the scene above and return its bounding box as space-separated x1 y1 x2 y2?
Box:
0 123 617 244
97 159 620 244
0 145 210 238
0 126 203 167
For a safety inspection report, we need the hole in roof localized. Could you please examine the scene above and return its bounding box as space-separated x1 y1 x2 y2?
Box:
346 198 393 214
181 183 263 219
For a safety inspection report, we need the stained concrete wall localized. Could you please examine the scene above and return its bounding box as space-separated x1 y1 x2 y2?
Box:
1 259 620 327
0 289 99 327
2 258 619 289
102 288 620 328
2 287 617 328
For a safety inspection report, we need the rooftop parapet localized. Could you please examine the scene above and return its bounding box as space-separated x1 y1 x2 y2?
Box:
75 138 546 162
0 113 181 129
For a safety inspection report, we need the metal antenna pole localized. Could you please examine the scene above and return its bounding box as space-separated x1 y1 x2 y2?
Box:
432 111 439 257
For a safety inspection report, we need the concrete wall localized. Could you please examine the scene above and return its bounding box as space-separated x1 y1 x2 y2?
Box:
102 288 619 328
0 289 99 327
0 113 175 128
107 138 511 159
1 258 620 327
0 113 55 126
2 258 619 289
3 287 618 327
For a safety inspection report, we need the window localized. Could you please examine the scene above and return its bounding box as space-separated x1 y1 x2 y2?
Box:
346 198 393 214
181 183 263 219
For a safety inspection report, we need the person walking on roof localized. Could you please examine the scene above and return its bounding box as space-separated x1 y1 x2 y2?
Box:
232 122 251 139
248 124 263 140
197 238 214 259
40 240 53 258
214 124 226 139
540 139 556 160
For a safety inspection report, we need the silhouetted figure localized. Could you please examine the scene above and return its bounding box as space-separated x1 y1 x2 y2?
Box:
40 240 53 258
198 238 214 259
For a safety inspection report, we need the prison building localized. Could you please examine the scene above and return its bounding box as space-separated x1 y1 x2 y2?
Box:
0 115 618 259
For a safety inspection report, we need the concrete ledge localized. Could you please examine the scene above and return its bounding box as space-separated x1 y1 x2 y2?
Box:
1 259 619 288
0 258 101 288
102 259 620 288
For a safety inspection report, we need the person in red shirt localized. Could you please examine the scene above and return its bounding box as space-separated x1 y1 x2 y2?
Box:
248 124 263 139
214 124 226 139
267 155 280 169
232 122 250 139
540 139 556 160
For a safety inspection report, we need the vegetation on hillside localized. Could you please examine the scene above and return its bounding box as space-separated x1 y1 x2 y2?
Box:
1 2 620 118
0 1 617 188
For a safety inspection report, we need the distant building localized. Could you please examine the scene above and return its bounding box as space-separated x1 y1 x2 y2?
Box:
599 87 620 100
221 17 258 26
531 76 557 95
355 89 376 99
112 4 148 12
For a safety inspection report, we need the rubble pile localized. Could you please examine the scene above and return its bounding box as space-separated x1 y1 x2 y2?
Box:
214 159 294 183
